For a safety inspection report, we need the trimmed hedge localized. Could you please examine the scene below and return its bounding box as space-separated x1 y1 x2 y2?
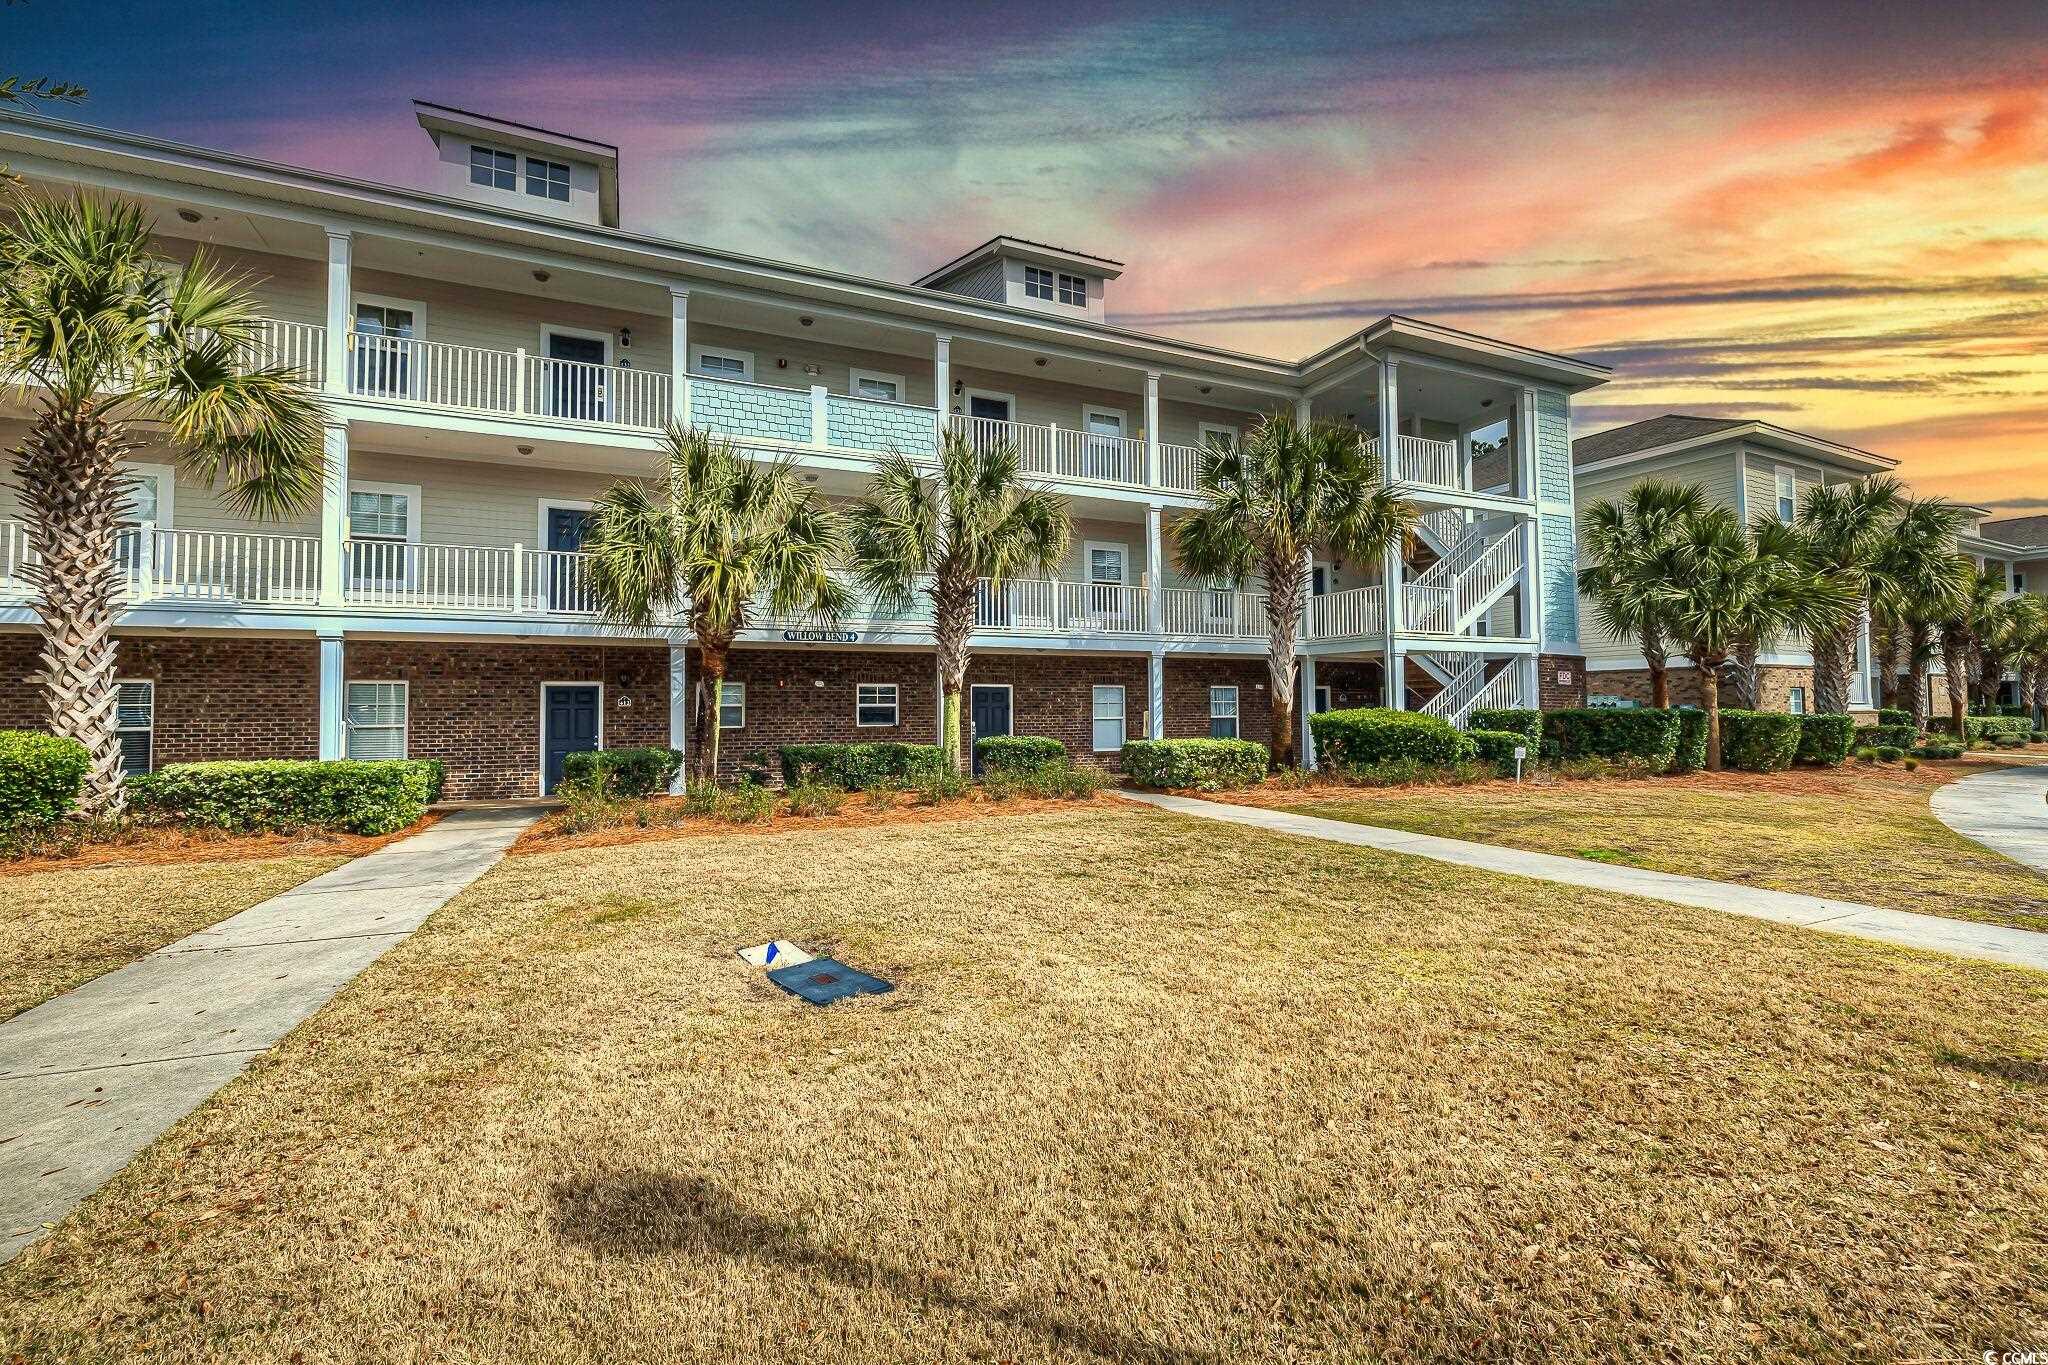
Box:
1466 729 1529 768
128 759 444 836
1794 713 1856 767
1672 709 1710 774
1720 710 1801 772
1121 738 1268 791
1309 708 1474 768
777 742 942 791
1964 715 2033 743
974 736 1066 776
1856 724 1918 750
563 746 682 797
1468 708 1541 748
1544 708 1681 768
0 730 90 830
1877 708 1912 728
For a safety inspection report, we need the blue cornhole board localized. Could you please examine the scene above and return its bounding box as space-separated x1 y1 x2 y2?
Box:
767 957 894 1005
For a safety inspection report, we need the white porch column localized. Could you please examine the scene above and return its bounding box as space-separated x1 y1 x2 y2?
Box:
1146 503 1165 634
1522 652 1541 711
933 334 952 429
1144 371 1161 487
668 636 689 792
317 420 348 607
1300 653 1318 768
1294 395 1312 425
1148 650 1165 740
669 286 690 426
1518 386 1539 500
322 229 350 397
317 631 345 760
1379 358 1402 680
1386 644 1405 711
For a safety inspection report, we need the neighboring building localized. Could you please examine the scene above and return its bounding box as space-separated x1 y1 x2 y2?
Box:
1979 515 2048 598
1571 415 2032 715
0 105 1607 797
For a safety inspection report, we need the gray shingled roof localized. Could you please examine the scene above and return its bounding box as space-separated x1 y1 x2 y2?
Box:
1571 415 1749 467
1981 514 2048 549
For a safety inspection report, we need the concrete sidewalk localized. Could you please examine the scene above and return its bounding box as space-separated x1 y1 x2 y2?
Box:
1121 790 2048 974
0 806 534 1263
1929 762 2048 876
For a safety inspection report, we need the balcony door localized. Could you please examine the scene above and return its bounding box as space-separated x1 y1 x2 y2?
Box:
1081 406 1125 480
1086 542 1130 628
351 299 418 399
543 504 592 613
543 330 608 422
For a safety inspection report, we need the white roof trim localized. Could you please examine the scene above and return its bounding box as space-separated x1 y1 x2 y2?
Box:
1575 422 1896 479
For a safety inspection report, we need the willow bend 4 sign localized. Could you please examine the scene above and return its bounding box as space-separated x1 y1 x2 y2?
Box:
782 629 861 644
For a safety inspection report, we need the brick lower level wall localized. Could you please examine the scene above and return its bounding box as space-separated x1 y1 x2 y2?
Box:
1539 654 1588 711
709 647 939 781
0 632 320 765
1164 656 1275 747
955 652 1150 770
1584 662 1876 718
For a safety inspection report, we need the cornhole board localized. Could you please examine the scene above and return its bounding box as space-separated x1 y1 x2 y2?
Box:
737 940 813 968
767 957 894 1006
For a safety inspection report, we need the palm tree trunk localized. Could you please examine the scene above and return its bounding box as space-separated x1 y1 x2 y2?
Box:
1702 655 1725 771
1906 623 1933 733
694 633 731 784
1729 640 1760 711
1810 619 1853 715
1943 636 1969 737
932 580 974 774
1264 554 1303 770
1641 623 1670 709
15 400 132 818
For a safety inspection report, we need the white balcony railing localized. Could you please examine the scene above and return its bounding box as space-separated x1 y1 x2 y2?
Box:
527 355 673 430
121 527 321 604
249 319 326 382
1158 442 1205 493
1403 583 1456 635
1362 433 1462 491
1307 585 1384 641
947 415 1149 488
1160 586 1267 639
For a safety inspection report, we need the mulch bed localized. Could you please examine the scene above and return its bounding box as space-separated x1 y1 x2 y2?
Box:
0 815 439 877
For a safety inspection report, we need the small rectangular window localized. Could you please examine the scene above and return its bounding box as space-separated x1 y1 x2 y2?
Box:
1092 684 1125 752
693 350 750 379
469 144 516 190
349 488 411 541
719 681 745 729
1023 266 1055 300
115 679 153 776
525 158 570 202
1209 685 1239 740
856 682 899 727
850 370 903 402
1786 686 1807 716
1057 273 1087 306
345 681 408 760
1775 467 1796 522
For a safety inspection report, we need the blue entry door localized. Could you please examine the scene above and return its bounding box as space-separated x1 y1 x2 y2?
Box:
542 684 600 794
546 506 591 613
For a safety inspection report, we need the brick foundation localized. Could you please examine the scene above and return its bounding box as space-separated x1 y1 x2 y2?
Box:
707 647 938 781
955 651 1150 770
1539 654 1588 711
1584 662 1869 717
1164 656 1274 747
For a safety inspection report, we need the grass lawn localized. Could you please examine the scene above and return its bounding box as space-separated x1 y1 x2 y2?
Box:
0 852 354 1021
3 805 2043 1361
1280 758 2048 933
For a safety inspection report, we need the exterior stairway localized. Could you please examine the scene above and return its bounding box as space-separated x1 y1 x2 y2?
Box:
1404 517 1523 636
1416 654 1530 729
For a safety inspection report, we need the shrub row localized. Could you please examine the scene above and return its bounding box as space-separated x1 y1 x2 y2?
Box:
128 759 444 836
1465 729 1528 768
1794 713 1856 767
1719 710 1801 772
1309 709 1474 768
562 747 683 797
1964 715 2034 743
1121 738 1268 790
1468 708 1541 748
1857 723 1919 750
777 742 943 790
1544 708 1680 767
1877 708 1912 728
0 730 90 830
974 736 1067 776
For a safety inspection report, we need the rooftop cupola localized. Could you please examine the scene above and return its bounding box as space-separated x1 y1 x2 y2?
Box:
914 237 1122 321
413 100 620 228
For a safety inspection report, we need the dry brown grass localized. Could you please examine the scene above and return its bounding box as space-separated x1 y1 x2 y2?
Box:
2 809 2044 1362
0 854 352 1021
1272 756 2048 933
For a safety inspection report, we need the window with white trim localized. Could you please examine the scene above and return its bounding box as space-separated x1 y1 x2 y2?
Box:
1057 273 1087 306
856 682 899 727
1092 684 1126 752
115 679 153 776
349 486 411 541
1023 265 1055 300
691 346 753 380
1775 467 1797 522
849 369 904 402
1209 685 1239 739
719 681 746 729
344 681 408 760
525 157 570 202
1786 686 1807 716
469 144 516 190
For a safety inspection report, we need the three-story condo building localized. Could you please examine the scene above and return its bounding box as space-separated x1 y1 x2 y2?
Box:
0 104 1606 797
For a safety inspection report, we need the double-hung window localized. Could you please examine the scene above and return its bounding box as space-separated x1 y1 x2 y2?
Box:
1786 686 1807 716
525 157 570 202
469 144 516 190
1209 686 1239 739
348 483 415 591
1775 467 1797 523
115 679 154 776
345 681 408 760
1057 273 1087 306
1023 266 1055 300
719 681 746 729
1092 684 1126 752
857 683 899 727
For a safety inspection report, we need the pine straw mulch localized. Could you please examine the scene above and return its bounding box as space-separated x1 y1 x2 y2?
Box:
510 790 1126 856
0 815 439 878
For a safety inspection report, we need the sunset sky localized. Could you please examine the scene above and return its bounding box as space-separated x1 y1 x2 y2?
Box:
15 0 2048 513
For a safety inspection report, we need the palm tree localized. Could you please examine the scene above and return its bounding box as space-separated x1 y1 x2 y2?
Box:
1939 563 2006 736
1870 497 1968 730
1662 506 1855 770
1576 481 1705 709
1784 477 1906 714
849 433 1069 773
582 426 849 783
0 193 325 816
1174 411 1411 769
1976 592 2033 714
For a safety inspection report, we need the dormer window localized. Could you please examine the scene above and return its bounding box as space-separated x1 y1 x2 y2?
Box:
526 158 569 202
469 144 516 191
1024 266 1055 301
1058 273 1087 306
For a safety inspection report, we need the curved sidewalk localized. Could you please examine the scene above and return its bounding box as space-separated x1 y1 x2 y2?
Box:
1929 762 2048 876
0 807 536 1264
1120 790 2048 974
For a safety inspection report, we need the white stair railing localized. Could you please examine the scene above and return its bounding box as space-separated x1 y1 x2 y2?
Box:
1419 655 1489 723
1408 521 1524 635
